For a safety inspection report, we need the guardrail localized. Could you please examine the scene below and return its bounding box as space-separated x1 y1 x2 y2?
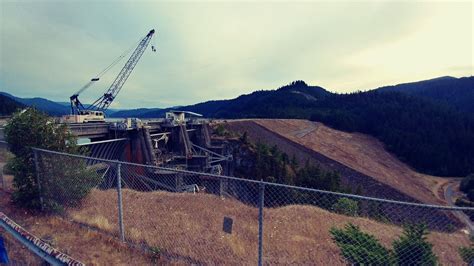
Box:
0 212 84 265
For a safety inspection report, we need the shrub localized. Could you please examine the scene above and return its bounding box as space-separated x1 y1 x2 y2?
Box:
4 108 97 211
331 223 438 265
455 198 474 222
2 161 15 175
330 223 393 265
392 224 437 265
468 190 474 202
239 131 249 144
367 201 388 222
460 173 474 193
332 197 359 217
215 124 229 137
459 246 474 264
38 154 102 212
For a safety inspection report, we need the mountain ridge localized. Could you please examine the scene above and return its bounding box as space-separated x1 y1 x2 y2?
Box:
374 76 473 113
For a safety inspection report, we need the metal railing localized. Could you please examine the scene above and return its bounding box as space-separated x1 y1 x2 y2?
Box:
6 146 474 264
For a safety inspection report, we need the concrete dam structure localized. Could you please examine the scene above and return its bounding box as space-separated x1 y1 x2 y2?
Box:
68 112 232 175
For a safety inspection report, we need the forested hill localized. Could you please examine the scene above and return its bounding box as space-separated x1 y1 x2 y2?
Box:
157 78 472 177
0 94 25 115
309 91 474 177
0 92 69 116
109 108 163 118
375 76 474 113
114 80 331 118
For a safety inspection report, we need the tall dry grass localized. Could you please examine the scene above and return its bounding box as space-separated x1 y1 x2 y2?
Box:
69 189 470 265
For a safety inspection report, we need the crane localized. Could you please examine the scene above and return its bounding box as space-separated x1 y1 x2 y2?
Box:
64 29 155 123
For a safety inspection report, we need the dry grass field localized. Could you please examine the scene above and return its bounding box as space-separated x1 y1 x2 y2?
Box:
0 120 466 264
69 189 469 265
0 187 153 264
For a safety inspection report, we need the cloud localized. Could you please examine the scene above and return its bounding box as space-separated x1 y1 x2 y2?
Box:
0 1 472 108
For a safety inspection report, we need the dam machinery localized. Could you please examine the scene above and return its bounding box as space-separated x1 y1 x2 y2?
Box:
59 28 232 178
62 29 156 123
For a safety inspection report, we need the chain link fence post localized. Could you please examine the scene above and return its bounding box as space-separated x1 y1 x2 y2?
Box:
116 162 125 242
1 163 4 190
258 179 265 266
33 149 44 211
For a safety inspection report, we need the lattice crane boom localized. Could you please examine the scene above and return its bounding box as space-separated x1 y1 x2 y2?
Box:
70 29 155 114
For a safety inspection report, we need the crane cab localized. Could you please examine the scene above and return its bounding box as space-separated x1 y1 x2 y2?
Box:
61 110 105 123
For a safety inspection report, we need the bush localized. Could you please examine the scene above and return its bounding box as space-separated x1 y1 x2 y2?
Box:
460 173 474 193
367 201 388 222
2 161 15 175
468 190 474 202
4 108 96 211
455 198 474 222
38 154 102 212
214 124 230 137
330 223 393 265
331 223 438 265
392 224 437 265
459 246 474 264
332 197 359 217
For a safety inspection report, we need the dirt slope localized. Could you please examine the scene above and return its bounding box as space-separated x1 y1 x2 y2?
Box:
69 189 469 265
226 119 446 205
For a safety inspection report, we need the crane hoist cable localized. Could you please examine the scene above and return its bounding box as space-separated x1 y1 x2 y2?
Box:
73 38 142 97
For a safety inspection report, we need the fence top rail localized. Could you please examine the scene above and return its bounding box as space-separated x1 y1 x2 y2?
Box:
29 146 474 211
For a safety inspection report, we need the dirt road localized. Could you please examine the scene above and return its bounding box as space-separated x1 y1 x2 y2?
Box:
444 181 474 234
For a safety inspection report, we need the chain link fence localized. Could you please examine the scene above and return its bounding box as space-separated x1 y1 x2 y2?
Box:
27 147 474 264
0 140 12 191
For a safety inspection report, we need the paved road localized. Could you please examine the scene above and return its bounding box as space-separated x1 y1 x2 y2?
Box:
444 182 474 234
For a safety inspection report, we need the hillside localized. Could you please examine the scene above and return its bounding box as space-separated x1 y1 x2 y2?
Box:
0 94 24 115
225 119 446 205
68 189 468 265
109 107 163 118
0 92 120 116
111 77 474 176
309 91 474 176
376 76 474 113
0 92 69 116
3 77 473 176
110 80 330 118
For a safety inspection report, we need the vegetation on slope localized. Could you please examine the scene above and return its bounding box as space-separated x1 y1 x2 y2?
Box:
231 135 346 193
0 94 24 115
4 108 97 211
206 79 474 177
376 76 474 113
331 223 438 265
309 91 474 176
0 92 69 116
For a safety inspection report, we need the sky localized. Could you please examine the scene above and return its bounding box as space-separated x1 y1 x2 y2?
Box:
0 0 472 109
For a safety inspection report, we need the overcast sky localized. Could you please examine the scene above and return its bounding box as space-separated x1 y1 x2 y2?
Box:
0 1 472 109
